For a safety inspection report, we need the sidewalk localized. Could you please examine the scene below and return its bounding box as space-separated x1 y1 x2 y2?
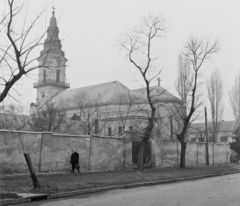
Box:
1 163 240 205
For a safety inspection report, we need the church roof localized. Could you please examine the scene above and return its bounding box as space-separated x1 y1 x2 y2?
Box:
46 81 130 109
41 80 182 110
131 86 182 104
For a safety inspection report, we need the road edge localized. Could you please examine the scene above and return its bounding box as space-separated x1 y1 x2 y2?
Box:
1 170 239 205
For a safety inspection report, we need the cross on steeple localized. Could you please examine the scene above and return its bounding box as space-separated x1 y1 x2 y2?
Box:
157 77 161 86
52 6 55 15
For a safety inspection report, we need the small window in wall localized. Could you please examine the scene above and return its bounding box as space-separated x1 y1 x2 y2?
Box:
56 70 60 82
221 136 228 142
43 70 46 82
129 126 133 131
108 127 112 136
118 126 122 134
191 138 196 142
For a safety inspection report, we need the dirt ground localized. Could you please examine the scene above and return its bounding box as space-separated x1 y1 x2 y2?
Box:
0 164 239 199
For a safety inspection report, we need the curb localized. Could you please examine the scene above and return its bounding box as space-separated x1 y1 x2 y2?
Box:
0 170 239 205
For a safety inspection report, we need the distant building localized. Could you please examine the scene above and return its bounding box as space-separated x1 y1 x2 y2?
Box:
187 120 237 143
30 10 182 138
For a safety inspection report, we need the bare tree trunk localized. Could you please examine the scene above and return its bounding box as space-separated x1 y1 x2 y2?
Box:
17 132 41 189
119 15 164 171
180 141 187 168
24 154 41 189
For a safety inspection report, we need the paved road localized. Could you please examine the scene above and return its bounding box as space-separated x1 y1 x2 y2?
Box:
15 173 240 206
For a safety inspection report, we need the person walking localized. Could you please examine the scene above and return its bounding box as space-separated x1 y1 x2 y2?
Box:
70 150 80 173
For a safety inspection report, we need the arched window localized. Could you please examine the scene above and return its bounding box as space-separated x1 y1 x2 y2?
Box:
56 70 60 82
43 70 46 83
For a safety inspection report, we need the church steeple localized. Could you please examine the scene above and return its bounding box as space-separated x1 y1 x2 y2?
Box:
33 8 69 106
47 7 59 42
38 7 67 62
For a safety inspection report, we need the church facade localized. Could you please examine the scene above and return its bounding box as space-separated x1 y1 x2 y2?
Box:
31 10 183 139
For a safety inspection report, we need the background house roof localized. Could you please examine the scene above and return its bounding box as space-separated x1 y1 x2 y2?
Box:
188 120 237 134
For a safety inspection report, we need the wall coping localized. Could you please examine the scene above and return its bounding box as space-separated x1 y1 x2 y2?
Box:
0 129 42 135
91 135 124 140
52 133 90 138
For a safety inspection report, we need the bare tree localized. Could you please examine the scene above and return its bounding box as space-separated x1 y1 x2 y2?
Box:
119 14 166 170
113 92 135 132
0 0 55 189
175 54 193 117
30 101 72 133
206 68 224 142
0 0 51 103
71 92 113 135
112 92 150 135
229 71 240 120
0 103 29 131
195 127 206 142
0 102 42 188
176 37 219 168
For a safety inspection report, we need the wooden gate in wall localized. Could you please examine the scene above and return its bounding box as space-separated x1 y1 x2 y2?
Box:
132 141 151 165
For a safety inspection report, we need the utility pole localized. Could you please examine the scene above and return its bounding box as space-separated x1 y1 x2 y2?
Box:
170 115 173 141
205 107 209 165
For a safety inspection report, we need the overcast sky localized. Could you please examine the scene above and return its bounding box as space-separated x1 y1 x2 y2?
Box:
2 0 240 121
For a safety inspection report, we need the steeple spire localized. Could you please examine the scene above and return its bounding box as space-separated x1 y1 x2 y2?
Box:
47 7 58 41
38 8 67 63
49 6 57 29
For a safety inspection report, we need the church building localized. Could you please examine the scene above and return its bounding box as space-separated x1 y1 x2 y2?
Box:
31 10 182 138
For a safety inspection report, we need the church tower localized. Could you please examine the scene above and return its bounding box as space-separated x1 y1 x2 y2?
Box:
33 8 69 106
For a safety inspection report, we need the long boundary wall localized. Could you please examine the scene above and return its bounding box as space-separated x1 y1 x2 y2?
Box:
151 140 231 168
0 130 231 173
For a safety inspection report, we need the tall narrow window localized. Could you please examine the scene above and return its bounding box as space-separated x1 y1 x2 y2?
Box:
108 127 112 136
118 126 122 135
129 126 133 131
56 70 60 82
43 70 46 83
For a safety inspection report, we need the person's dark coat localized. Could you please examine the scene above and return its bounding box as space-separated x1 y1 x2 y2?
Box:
70 152 79 165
